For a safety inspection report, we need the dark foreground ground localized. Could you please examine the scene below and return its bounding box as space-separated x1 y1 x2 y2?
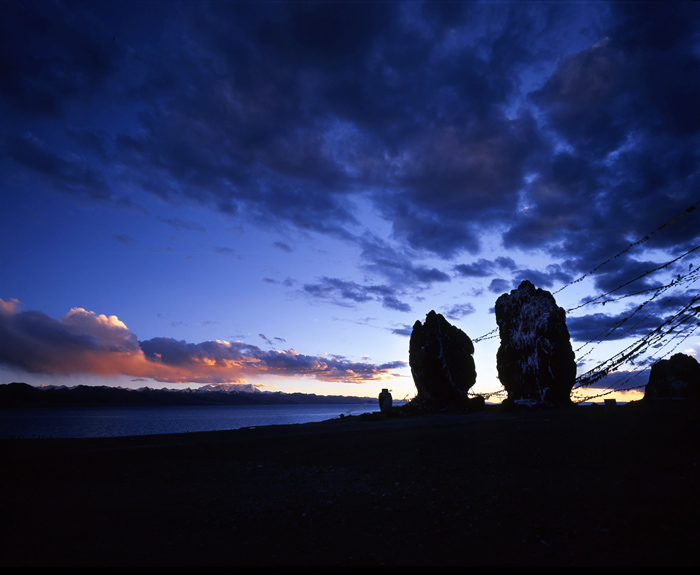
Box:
1 401 699 566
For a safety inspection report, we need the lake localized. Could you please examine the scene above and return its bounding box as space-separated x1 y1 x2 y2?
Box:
0 403 382 439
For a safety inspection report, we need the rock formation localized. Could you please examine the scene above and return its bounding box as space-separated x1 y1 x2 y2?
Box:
495 280 576 406
409 310 476 408
644 353 700 400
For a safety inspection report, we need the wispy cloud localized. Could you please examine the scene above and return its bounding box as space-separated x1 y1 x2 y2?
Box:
303 277 412 312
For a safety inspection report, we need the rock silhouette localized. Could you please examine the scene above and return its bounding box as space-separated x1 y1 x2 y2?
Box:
644 353 700 400
495 280 576 406
409 310 476 408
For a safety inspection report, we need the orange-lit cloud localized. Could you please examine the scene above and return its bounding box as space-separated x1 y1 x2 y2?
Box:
0 299 406 385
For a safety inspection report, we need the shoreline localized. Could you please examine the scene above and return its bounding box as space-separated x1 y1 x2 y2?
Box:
2 401 699 566
0 402 390 440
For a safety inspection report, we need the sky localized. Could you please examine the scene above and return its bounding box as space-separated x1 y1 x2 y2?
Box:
1 0 699 402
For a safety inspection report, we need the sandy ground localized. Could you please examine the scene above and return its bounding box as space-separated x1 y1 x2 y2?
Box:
1 401 699 566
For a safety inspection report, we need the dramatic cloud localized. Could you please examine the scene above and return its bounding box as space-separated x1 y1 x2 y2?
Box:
0 300 406 384
513 2 700 292
3 2 698 279
0 300 142 377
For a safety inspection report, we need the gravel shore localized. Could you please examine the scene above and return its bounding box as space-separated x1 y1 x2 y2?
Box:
1 401 699 566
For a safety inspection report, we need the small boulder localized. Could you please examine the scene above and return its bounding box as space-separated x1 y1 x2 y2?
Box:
409 310 476 409
495 280 576 406
644 353 700 400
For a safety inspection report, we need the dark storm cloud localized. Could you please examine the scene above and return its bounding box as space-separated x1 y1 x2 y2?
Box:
3 132 114 201
104 2 378 239
567 292 700 345
2 1 551 251
3 1 700 341
516 1 700 296
577 255 670 298
568 310 662 345
383 112 547 257
0 1 116 117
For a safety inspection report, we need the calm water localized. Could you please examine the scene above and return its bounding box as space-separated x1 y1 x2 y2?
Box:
0 403 381 439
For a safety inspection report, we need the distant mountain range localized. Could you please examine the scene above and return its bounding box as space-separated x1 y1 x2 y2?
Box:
0 382 378 408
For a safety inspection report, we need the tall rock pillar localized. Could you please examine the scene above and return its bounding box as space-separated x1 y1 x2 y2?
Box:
409 310 476 408
495 280 576 405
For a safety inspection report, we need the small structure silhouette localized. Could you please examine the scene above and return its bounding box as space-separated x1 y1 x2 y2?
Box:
378 388 393 413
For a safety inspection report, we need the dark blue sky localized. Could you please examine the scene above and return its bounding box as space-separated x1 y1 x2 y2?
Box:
1 1 699 400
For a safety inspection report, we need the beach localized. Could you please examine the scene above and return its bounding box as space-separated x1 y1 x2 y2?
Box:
1 401 699 566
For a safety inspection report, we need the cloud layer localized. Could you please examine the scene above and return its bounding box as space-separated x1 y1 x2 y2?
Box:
3 3 697 295
0 299 406 385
